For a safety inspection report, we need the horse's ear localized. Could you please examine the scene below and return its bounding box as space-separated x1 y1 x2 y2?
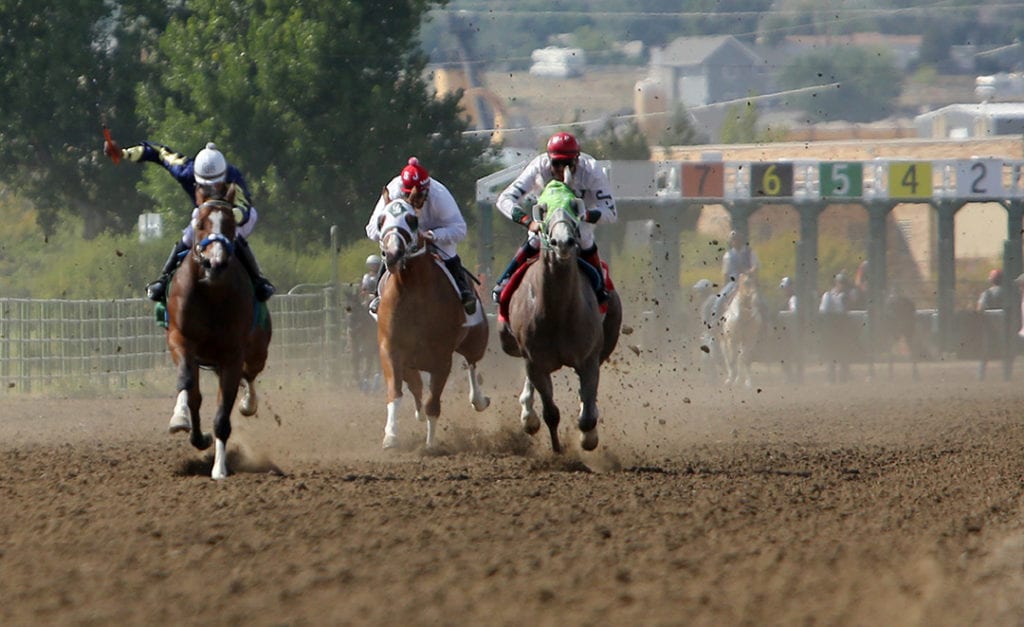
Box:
533 203 547 223
383 186 391 204
377 213 386 230
406 213 419 231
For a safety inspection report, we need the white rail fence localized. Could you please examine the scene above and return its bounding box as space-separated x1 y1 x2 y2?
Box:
0 290 350 394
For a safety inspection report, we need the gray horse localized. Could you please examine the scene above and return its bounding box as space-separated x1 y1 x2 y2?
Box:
499 180 622 453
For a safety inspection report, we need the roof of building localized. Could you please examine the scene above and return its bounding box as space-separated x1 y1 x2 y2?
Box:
653 35 762 67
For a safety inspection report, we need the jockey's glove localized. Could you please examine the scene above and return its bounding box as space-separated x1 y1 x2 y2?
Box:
583 210 601 224
232 206 251 226
122 145 145 162
510 206 532 227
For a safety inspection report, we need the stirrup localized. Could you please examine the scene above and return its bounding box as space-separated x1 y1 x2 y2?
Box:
368 296 380 315
491 283 505 304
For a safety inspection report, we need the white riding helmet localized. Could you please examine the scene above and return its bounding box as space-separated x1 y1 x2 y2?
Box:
365 254 382 268
194 142 227 185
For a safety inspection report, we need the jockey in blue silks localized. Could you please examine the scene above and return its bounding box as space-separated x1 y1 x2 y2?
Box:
107 140 275 303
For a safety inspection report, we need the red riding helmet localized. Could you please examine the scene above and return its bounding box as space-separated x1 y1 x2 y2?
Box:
989 268 1003 284
546 132 580 160
400 157 430 194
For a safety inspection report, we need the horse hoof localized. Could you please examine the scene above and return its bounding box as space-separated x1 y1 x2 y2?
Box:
522 413 541 435
168 415 190 434
580 429 599 451
473 396 491 412
382 434 399 449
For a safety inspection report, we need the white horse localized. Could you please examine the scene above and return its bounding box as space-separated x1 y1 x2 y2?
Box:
720 272 764 388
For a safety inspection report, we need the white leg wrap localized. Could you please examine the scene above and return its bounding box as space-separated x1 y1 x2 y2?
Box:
169 390 191 434
519 378 540 434
212 438 228 480
383 398 402 449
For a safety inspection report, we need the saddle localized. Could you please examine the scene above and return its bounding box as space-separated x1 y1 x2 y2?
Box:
497 258 614 324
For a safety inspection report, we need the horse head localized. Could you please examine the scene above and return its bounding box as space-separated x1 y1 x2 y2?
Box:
535 180 583 262
376 198 421 272
190 198 239 281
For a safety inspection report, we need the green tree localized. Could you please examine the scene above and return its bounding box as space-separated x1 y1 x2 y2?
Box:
134 0 492 250
720 99 760 144
0 0 167 238
657 104 708 147
580 120 651 160
778 46 902 123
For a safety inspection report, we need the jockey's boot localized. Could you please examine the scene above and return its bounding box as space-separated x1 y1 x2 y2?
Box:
491 241 539 303
146 240 189 302
444 255 477 315
368 263 385 314
235 236 275 302
580 245 609 304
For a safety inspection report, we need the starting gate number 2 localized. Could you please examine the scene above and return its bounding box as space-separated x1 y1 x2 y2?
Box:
955 158 1004 197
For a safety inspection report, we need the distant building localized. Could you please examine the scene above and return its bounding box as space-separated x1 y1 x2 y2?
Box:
915 102 1024 138
529 47 586 78
648 35 766 109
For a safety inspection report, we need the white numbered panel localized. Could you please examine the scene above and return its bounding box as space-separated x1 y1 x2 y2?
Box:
955 159 1004 198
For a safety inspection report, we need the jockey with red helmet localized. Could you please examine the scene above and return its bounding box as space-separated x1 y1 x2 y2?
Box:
365 157 478 315
492 131 617 304
104 139 274 302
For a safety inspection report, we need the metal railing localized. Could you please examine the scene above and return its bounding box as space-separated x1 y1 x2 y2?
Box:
0 289 349 394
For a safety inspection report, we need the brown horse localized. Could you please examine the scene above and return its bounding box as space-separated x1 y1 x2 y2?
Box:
165 186 272 479
720 272 765 388
500 180 622 453
375 196 489 449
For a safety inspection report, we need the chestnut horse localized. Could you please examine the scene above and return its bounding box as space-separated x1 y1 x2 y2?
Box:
500 180 622 453
165 186 272 479
375 196 489 449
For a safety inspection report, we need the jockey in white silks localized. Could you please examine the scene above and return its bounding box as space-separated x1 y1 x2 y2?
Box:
492 131 617 304
365 157 477 315
710 230 760 322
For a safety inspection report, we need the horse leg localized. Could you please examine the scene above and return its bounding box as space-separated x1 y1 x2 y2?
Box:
381 354 404 449
210 366 242 480
466 361 490 412
518 376 541 435
527 365 561 453
423 367 451 449
238 377 257 417
576 359 600 452
172 357 212 451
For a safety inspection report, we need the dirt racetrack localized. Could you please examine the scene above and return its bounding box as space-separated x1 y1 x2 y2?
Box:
2 352 1023 626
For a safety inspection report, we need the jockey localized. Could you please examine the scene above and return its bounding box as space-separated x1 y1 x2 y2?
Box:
492 131 617 304
365 157 477 315
710 230 759 319
360 255 382 306
104 139 275 303
779 276 798 313
976 268 1003 312
819 272 852 313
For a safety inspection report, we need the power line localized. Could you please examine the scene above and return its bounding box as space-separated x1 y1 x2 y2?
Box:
459 82 842 138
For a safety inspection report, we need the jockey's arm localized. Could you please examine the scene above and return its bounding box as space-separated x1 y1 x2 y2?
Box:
497 156 545 227
578 156 617 225
121 141 193 184
421 182 467 246
364 185 394 242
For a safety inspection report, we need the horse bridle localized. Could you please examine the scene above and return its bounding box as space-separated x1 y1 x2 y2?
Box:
379 207 427 271
538 204 582 254
193 199 236 263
